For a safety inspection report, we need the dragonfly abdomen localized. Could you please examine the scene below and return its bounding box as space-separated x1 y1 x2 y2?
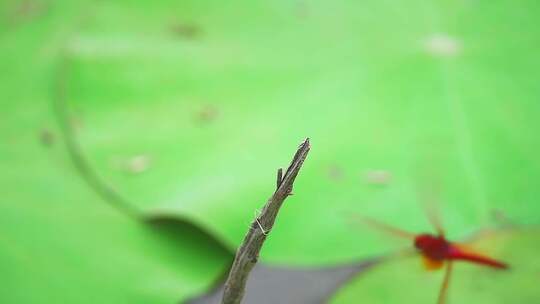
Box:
447 245 508 269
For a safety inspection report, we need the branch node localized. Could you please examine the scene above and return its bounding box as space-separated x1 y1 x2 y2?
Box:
276 168 283 189
254 209 269 236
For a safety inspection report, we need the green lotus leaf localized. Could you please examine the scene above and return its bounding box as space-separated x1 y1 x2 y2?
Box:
61 0 540 266
0 2 231 302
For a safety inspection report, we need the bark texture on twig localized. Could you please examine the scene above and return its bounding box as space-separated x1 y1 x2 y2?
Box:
221 138 311 304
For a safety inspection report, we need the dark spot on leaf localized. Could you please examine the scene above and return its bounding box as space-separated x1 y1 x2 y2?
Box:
69 116 84 133
8 0 47 25
39 128 55 147
170 22 203 39
491 209 515 226
194 104 219 124
327 165 344 181
295 1 310 19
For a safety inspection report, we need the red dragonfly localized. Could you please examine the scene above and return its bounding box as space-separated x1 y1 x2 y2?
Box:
355 210 509 304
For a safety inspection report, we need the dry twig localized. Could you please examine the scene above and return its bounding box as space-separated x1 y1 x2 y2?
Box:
221 138 311 304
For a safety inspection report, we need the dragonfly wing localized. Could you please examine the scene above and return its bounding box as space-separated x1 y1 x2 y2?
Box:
380 247 418 262
348 214 416 240
415 170 446 236
425 201 445 237
459 226 515 244
417 187 445 236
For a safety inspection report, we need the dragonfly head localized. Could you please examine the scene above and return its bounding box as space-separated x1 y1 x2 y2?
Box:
414 234 433 250
414 233 449 260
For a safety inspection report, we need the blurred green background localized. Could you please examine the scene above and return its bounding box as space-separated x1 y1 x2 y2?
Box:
1 0 540 303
